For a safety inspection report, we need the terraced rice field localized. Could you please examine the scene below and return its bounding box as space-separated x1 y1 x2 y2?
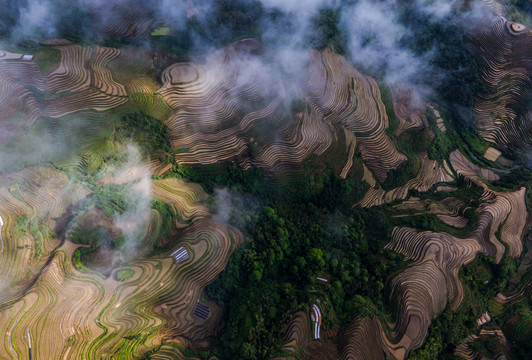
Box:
0 167 90 304
151 178 210 228
393 197 470 228
279 144 529 359
0 215 4 253
455 328 511 360
391 88 427 137
472 16 532 153
0 163 242 359
280 311 312 355
160 43 405 180
0 46 130 150
299 316 385 360
483 147 502 162
376 161 526 359
0 220 241 359
359 153 454 207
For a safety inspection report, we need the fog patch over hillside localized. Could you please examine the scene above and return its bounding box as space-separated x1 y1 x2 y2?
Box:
106 144 153 259
15 0 58 39
0 0 506 174
213 188 262 236
341 0 496 92
342 0 424 86
254 0 497 96
0 0 498 94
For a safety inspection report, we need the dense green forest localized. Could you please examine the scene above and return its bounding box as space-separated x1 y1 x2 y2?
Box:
163 158 531 359
180 164 399 358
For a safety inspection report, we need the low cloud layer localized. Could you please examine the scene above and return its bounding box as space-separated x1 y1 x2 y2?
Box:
1 0 500 93
16 0 58 39
109 144 153 258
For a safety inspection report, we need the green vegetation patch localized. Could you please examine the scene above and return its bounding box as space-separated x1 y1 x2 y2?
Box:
506 0 532 26
151 27 171 36
32 47 61 75
308 7 348 54
90 184 133 218
13 215 29 238
113 111 172 155
380 84 400 136
382 128 432 190
115 268 135 281
12 215 52 258
71 226 110 247
29 218 52 257
130 94 173 122
72 248 88 272
69 188 175 274
151 199 174 238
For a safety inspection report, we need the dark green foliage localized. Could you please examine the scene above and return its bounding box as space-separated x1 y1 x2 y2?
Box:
190 165 398 359
71 225 126 253
192 158 527 359
506 308 532 357
382 155 420 190
456 124 490 156
72 248 88 272
492 167 532 190
392 213 451 233
114 111 172 155
152 0 265 54
514 0 532 13
32 47 61 75
308 7 348 54
409 335 442 360
13 215 49 257
382 129 432 189
397 3 491 120
426 107 498 171
462 254 518 309
150 32 193 57
172 162 269 195
428 131 455 162
151 199 174 237
29 219 49 257
56 7 94 43
509 0 532 20
426 108 458 162
211 0 264 44
380 85 400 136
13 39 40 52
90 184 132 218
71 226 108 247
